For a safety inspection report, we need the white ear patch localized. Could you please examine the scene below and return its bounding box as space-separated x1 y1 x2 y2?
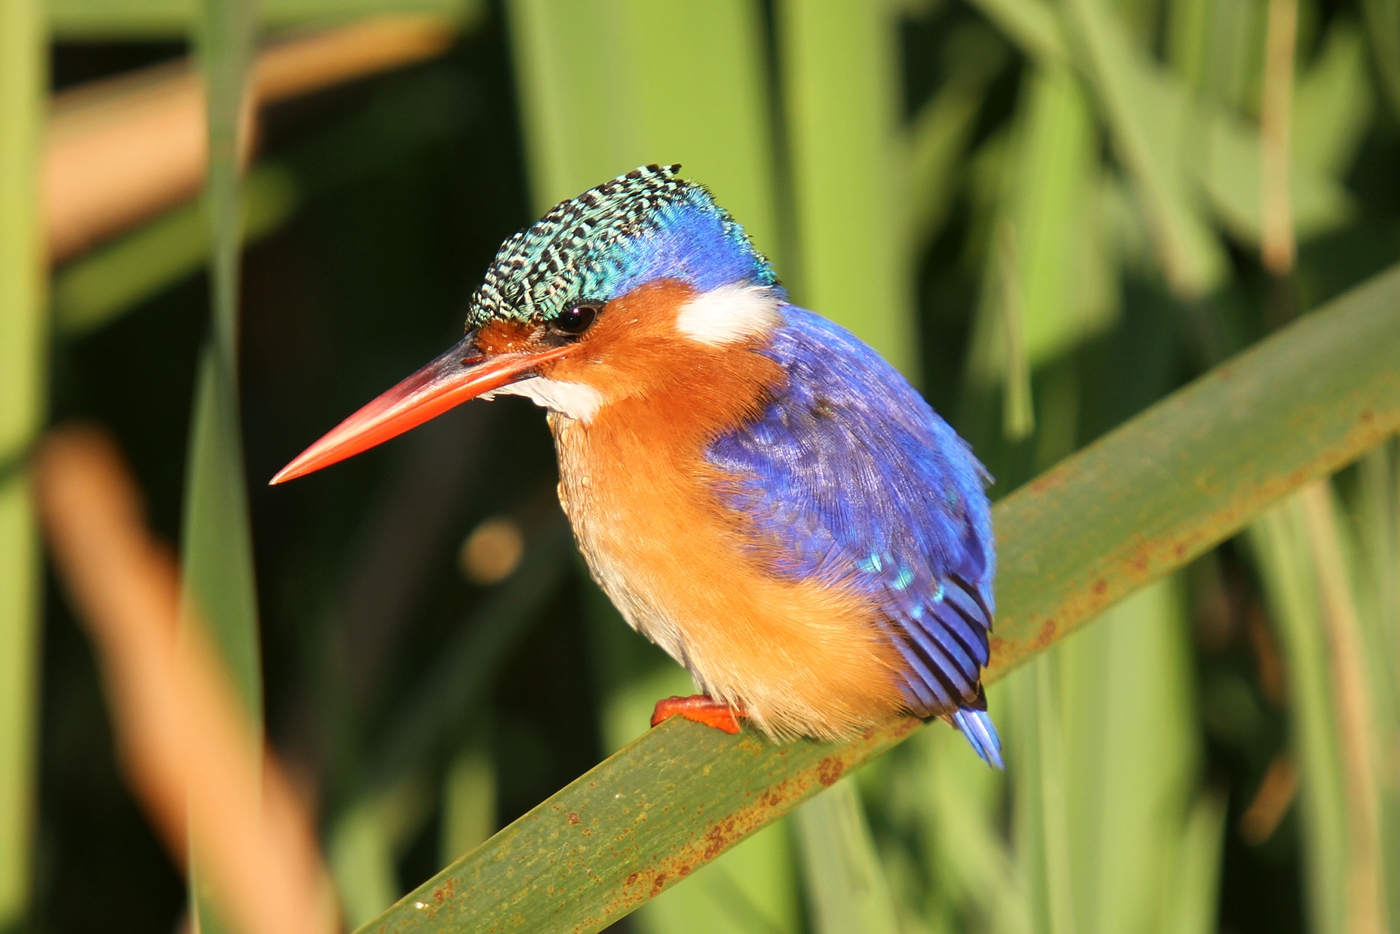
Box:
487 377 604 423
675 283 782 346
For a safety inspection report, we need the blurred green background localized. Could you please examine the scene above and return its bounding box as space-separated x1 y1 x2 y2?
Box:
5 0 1400 932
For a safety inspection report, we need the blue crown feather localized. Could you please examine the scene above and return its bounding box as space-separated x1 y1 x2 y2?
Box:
467 164 777 328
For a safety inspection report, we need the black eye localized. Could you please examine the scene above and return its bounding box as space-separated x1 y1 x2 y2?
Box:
553 302 600 336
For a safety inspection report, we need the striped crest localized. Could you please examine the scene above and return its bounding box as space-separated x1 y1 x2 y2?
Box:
469 165 690 326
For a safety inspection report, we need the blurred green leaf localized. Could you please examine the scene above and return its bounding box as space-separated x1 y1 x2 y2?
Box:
1248 499 1351 934
354 260 1400 934
1293 21 1373 179
1165 0 1210 94
1246 468 1398 934
1009 66 1114 367
793 777 901 934
777 0 917 376
1166 792 1227 934
181 351 262 710
1197 0 1265 115
1009 575 1210 934
0 0 45 928
1361 0 1400 120
994 222 1035 440
1194 105 1354 247
1355 443 1400 929
907 28 1001 250
49 0 483 39
185 0 259 720
184 0 260 928
330 775 435 928
1300 481 1388 933
968 63 1116 392
440 723 497 868
899 716 1027 934
1193 19 1375 253
964 0 1067 64
52 162 298 337
1061 0 1225 298
1062 580 1198 934
1008 655 1077 934
506 0 780 261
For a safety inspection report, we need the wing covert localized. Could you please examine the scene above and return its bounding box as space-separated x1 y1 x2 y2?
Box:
707 306 997 718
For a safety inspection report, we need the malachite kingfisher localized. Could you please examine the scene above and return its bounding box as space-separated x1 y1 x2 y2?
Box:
272 164 1002 767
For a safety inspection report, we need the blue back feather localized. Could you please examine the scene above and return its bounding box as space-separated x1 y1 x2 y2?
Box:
708 307 998 730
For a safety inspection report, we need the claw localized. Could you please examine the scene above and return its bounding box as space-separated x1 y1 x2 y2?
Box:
650 695 743 734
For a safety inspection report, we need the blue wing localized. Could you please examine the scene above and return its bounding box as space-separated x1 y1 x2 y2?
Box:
708 306 1001 766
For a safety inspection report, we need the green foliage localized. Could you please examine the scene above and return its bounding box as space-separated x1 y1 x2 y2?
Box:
778 0 917 375
49 0 482 38
183 0 261 928
52 164 299 338
1249 470 1399 934
0 0 45 929
792 778 901 934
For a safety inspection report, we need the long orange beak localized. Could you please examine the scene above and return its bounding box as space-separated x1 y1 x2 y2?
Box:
270 335 573 485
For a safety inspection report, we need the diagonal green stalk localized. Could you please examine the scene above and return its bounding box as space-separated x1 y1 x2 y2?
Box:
355 260 1400 934
0 0 45 929
184 0 260 930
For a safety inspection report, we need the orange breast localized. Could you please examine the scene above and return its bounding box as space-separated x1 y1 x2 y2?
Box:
545 281 907 740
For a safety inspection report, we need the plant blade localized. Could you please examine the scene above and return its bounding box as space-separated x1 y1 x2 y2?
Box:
792 777 901 934
777 0 916 375
0 0 45 927
184 0 261 928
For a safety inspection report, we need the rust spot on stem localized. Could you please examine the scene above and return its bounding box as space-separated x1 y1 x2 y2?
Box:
816 756 844 787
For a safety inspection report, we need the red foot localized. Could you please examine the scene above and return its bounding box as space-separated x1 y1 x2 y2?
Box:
650 695 743 734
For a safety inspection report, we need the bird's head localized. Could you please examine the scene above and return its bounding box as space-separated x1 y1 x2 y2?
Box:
272 164 783 484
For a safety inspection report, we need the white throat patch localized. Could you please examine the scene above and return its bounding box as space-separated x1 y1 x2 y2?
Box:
486 377 604 423
675 283 782 346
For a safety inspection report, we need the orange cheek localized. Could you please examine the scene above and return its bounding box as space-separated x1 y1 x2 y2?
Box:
542 280 705 395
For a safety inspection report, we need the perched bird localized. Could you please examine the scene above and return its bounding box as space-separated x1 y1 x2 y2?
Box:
272 165 1002 766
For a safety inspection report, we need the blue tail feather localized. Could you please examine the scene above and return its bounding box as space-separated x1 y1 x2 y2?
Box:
951 708 1004 769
